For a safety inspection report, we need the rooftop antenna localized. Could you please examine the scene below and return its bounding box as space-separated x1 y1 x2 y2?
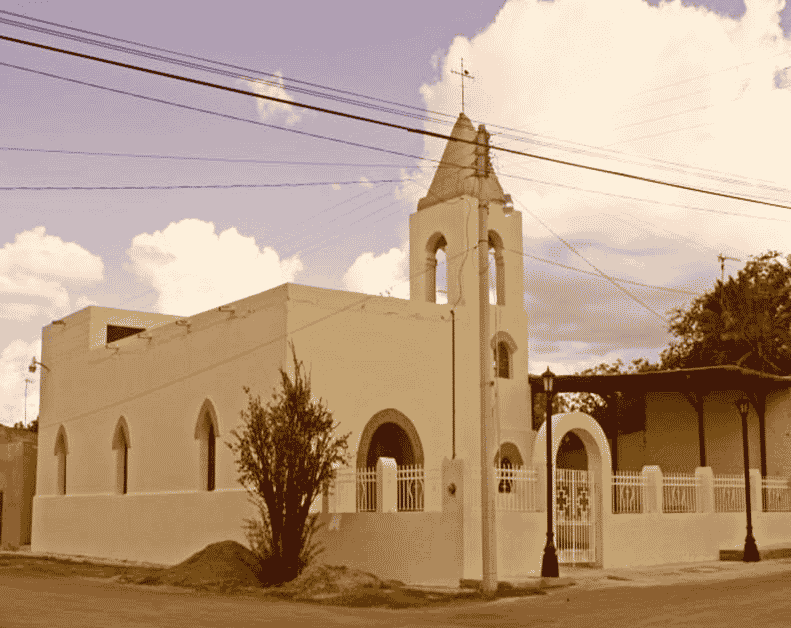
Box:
717 253 740 310
451 58 475 114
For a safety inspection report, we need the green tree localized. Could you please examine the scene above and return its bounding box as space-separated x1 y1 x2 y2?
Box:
13 417 38 433
227 345 351 585
661 251 791 374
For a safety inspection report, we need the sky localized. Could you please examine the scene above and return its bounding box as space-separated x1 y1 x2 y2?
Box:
1 0 790 427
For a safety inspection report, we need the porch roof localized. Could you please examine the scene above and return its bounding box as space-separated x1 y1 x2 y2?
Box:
527 365 791 396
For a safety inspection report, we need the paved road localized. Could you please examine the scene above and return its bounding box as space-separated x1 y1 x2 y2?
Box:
2 569 791 627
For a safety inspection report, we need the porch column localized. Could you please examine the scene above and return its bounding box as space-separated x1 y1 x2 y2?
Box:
683 391 707 467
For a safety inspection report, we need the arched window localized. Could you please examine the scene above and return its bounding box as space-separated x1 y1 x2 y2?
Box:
491 332 517 380
488 230 505 306
112 418 131 495
54 426 68 496
495 341 510 379
426 232 448 303
195 399 219 491
207 422 216 492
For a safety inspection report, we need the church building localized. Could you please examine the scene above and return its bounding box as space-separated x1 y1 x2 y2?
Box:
31 113 791 584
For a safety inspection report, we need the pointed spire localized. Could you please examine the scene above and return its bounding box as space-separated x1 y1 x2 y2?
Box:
418 113 505 211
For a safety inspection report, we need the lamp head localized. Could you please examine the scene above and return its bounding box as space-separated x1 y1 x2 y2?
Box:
736 397 751 418
29 357 36 373
542 366 555 394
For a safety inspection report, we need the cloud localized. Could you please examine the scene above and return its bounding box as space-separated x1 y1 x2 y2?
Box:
0 227 104 322
240 72 301 126
126 219 304 316
411 0 791 372
0 337 41 427
342 248 409 298
358 176 375 189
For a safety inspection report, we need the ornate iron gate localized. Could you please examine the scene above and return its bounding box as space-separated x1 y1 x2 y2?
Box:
555 468 595 564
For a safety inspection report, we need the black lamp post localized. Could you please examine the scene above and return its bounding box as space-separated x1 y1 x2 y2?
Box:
541 367 559 577
736 396 760 562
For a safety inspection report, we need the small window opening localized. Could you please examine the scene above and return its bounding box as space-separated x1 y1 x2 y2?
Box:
107 325 145 343
435 248 448 304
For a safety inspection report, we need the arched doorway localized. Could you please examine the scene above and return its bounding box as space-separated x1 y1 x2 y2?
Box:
532 413 612 568
356 409 425 512
356 409 424 469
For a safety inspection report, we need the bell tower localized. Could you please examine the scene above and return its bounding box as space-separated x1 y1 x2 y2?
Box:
409 113 525 315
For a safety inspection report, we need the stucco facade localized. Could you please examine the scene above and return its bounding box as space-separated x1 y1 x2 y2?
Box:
32 113 536 574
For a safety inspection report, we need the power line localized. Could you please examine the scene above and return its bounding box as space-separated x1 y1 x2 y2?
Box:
5 9 789 201
515 198 668 323
3 58 785 234
510 249 701 296
3 34 791 212
0 145 411 168
0 179 402 191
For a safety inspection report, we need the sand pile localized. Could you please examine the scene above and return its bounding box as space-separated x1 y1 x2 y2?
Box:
134 541 263 592
276 564 390 600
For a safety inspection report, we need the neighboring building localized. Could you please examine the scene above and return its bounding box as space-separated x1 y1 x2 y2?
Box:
0 425 37 547
30 113 791 583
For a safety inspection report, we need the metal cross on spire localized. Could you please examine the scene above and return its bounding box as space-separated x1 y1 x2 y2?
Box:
451 58 475 114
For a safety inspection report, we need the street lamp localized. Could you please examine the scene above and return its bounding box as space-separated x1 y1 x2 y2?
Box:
735 396 760 562
29 357 50 373
541 366 559 577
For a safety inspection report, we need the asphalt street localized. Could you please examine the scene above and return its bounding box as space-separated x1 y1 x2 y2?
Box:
2 566 791 628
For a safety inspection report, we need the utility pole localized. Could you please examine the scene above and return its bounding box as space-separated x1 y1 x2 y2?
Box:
476 123 498 597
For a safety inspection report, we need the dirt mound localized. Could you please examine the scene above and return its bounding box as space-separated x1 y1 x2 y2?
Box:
134 541 263 591
276 564 391 600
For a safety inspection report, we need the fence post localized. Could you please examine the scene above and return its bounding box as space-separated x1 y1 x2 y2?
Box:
695 467 714 514
642 466 663 514
377 457 397 513
749 468 762 514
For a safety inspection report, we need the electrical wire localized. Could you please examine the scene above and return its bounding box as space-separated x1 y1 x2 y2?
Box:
4 8 789 200
0 145 412 169
0 180 402 191
3 34 791 212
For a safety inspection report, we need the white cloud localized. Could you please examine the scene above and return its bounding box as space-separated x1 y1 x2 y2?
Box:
0 227 104 322
358 176 375 189
126 219 304 316
0 337 41 427
240 72 301 126
411 0 791 372
342 247 410 298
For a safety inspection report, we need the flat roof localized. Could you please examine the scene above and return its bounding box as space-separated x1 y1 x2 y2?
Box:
528 365 791 395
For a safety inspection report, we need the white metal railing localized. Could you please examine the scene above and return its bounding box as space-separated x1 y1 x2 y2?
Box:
397 465 425 511
612 471 644 514
763 476 791 512
495 466 538 511
714 475 746 512
356 467 377 512
662 473 697 513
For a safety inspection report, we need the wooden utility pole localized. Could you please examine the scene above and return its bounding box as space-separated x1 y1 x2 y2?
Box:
476 123 498 597
717 253 740 310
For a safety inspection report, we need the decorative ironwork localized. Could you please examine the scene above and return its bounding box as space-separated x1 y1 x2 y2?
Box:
356 467 377 512
397 465 425 512
612 471 644 514
662 473 697 513
555 468 594 564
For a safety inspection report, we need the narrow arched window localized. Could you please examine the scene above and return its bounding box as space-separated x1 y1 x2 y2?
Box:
112 419 130 495
495 341 510 379
488 231 505 306
207 422 216 492
426 233 448 303
54 427 68 496
196 400 219 491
